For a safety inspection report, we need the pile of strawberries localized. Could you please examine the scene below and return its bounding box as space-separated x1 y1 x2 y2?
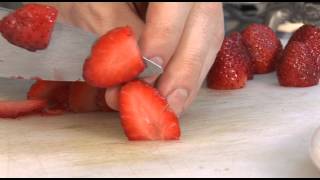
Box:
0 4 180 141
207 23 320 89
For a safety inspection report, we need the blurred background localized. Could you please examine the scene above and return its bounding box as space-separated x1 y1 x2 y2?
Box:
0 2 319 36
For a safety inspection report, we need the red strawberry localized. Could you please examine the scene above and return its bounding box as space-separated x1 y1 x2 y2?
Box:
207 32 249 90
289 24 320 44
0 99 47 118
119 80 180 141
242 23 283 74
83 26 145 88
0 4 58 51
27 80 70 110
96 89 114 112
68 82 100 113
277 41 319 87
288 24 320 67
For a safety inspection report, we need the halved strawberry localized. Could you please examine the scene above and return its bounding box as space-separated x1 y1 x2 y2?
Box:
0 99 47 118
0 4 58 51
119 80 180 141
68 81 100 113
27 80 70 111
83 26 145 88
242 24 282 74
207 32 249 90
277 41 319 87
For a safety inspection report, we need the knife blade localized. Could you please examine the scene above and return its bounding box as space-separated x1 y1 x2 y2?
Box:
0 7 162 81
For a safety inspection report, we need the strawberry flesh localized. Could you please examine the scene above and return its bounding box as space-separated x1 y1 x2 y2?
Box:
83 26 145 88
68 82 100 113
0 99 47 118
27 80 70 112
0 4 58 51
119 80 180 141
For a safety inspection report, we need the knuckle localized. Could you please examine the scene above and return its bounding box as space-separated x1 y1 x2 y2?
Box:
180 49 204 75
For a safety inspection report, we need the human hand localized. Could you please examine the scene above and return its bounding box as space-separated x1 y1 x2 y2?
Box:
41 2 225 117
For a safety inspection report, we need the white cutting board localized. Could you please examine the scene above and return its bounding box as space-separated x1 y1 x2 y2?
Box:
0 73 319 178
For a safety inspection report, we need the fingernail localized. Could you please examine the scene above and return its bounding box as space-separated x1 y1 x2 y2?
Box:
167 88 189 117
149 56 164 67
143 56 164 84
105 87 120 110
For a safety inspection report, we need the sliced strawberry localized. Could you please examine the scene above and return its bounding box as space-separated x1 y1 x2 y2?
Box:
0 4 58 51
0 99 47 118
27 80 70 111
42 108 66 116
119 80 180 141
242 23 283 74
83 26 145 88
96 89 114 112
207 32 249 90
277 41 319 87
68 82 100 113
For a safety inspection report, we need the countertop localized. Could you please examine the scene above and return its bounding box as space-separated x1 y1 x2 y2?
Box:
0 73 319 177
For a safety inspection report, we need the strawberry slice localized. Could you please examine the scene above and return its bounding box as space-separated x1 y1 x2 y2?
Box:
277 41 319 87
27 80 70 111
242 24 282 74
207 32 249 90
68 82 100 113
0 4 58 51
119 80 180 141
83 26 145 88
0 99 47 118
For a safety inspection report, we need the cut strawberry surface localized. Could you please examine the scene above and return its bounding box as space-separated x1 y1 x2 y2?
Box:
277 41 319 87
0 99 47 118
68 82 100 113
119 80 180 141
27 80 70 111
207 32 249 90
0 4 58 51
242 24 282 74
83 26 145 88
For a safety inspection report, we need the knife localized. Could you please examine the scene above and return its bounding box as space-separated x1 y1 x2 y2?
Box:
0 7 163 81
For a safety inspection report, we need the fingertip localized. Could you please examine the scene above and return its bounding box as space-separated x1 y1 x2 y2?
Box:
166 88 189 117
143 56 164 85
105 86 120 111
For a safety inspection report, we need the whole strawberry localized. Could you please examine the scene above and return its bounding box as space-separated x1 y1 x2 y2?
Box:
207 32 250 90
0 4 58 51
277 41 319 87
288 24 320 70
242 24 283 74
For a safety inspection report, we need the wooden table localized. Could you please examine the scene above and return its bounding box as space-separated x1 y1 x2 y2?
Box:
0 73 319 178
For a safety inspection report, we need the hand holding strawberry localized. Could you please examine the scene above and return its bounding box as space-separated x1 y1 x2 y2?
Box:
47 2 225 117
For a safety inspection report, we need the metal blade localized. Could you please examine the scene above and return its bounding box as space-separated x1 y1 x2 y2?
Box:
0 7 162 81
